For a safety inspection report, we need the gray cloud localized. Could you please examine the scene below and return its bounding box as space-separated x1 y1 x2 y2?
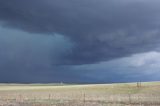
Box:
0 26 160 83
0 26 75 83
1 0 160 65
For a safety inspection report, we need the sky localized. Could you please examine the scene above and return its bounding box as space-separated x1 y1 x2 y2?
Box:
0 0 160 83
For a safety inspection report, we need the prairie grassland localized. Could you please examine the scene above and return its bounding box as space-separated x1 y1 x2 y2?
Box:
0 82 160 106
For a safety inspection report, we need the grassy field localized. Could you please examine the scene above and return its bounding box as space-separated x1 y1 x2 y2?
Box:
0 82 160 106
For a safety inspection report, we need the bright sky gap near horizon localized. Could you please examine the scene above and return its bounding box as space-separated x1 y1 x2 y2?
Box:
0 0 160 83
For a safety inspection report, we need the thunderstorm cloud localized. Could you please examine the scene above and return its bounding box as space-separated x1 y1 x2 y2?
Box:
0 0 160 83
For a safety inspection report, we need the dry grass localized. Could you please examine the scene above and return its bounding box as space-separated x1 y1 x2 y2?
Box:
0 82 160 106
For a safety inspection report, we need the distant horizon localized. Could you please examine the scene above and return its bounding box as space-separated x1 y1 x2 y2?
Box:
0 80 160 84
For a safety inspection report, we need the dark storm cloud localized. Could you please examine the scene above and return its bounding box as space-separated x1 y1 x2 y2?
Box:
1 0 160 65
0 27 75 83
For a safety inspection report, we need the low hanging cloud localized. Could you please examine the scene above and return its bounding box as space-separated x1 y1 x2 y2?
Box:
69 51 160 83
0 26 160 83
1 0 160 65
0 26 76 83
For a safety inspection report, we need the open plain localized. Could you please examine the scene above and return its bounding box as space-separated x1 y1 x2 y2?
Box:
0 82 160 106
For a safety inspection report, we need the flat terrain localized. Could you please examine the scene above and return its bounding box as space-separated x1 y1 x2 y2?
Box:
0 82 160 106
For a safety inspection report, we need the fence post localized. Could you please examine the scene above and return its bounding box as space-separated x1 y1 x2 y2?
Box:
137 82 142 88
49 94 51 100
83 93 86 106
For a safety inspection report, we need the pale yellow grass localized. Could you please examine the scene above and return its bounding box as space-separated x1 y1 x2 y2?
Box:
0 82 160 106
